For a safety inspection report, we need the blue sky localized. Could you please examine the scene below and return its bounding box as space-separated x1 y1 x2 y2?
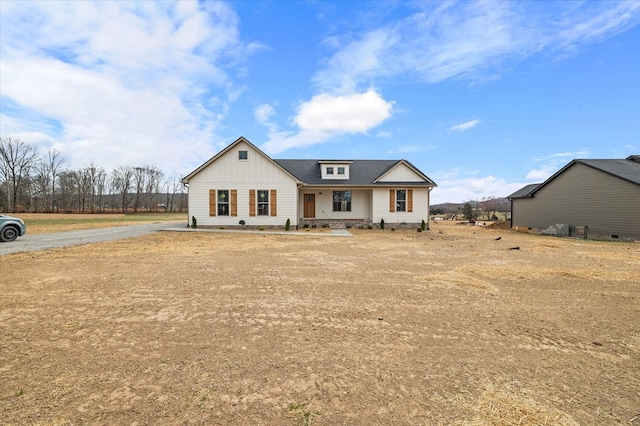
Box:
1 1 639 203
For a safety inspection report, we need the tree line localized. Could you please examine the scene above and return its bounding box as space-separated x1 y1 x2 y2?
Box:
0 137 187 214
430 197 511 221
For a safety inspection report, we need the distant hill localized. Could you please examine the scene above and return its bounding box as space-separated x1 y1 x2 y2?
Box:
430 198 510 220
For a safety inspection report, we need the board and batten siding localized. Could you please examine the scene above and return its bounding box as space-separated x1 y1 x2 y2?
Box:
512 162 640 237
187 141 298 226
371 187 430 224
376 163 425 182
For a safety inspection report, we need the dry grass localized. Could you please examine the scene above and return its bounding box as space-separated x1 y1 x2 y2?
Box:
1 220 638 425
465 382 580 426
14 212 186 234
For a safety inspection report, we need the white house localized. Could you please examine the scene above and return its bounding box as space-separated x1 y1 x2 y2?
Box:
181 136 437 229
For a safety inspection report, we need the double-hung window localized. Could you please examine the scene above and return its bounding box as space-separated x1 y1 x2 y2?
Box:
218 190 230 216
396 189 407 212
333 191 351 212
257 190 269 216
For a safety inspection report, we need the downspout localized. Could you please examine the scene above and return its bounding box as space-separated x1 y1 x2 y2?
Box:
183 182 190 228
427 187 432 230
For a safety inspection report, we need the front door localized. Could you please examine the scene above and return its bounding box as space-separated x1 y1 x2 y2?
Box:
304 194 315 218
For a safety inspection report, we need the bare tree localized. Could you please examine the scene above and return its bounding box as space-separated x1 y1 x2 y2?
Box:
32 161 50 213
111 166 134 213
479 197 499 220
133 166 146 212
75 167 94 213
0 137 40 212
92 165 107 213
46 149 65 212
57 170 78 213
146 166 163 212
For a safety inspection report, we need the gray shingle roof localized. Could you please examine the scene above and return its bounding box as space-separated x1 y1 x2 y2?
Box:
182 136 437 186
507 183 541 199
577 158 640 185
273 159 435 186
507 155 640 200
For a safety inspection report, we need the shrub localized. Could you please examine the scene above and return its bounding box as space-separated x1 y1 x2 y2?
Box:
285 218 291 231
380 218 385 230
191 216 197 228
421 219 426 231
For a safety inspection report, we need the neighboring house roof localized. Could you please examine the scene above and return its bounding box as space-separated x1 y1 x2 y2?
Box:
507 155 640 199
576 158 640 186
507 183 541 199
274 159 437 186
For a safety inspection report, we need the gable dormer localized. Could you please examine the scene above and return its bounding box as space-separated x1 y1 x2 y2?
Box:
319 160 353 180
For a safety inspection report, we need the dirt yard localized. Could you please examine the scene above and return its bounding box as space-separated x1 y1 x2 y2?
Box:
1 221 638 425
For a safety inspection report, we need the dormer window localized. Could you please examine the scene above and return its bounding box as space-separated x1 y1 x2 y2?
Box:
319 160 352 179
239 150 248 160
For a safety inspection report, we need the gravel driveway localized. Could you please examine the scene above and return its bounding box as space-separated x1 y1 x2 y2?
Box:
0 222 185 256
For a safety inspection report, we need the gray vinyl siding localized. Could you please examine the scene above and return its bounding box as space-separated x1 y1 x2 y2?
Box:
512 163 640 238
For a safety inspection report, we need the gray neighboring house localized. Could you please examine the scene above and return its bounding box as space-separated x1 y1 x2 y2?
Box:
507 155 640 240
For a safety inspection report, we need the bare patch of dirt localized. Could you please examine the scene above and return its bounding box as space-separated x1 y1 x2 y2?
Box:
1 222 638 425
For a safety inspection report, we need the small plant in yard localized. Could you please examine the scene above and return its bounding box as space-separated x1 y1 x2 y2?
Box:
191 216 197 228
192 385 216 410
421 219 426 231
380 218 385 230
239 220 246 228
285 218 291 231
287 402 321 426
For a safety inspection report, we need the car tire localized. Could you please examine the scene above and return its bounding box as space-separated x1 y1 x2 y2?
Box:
1 226 19 242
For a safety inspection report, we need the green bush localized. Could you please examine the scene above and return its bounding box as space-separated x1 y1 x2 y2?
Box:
380 218 385 230
285 218 291 231
421 219 426 231
191 216 197 228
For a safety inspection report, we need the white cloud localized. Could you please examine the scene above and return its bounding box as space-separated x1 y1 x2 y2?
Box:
450 119 481 132
525 168 555 181
312 2 640 91
431 169 527 204
295 91 393 133
255 104 276 125
524 150 591 181
261 90 393 154
0 0 256 173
